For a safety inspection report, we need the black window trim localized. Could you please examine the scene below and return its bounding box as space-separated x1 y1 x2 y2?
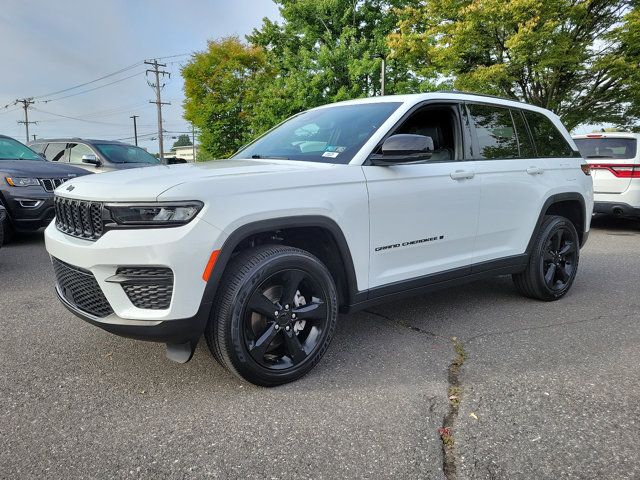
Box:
43 142 69 162
511 108 538 158
364 99 471 166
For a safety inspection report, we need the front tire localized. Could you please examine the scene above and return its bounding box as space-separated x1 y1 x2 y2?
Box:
206 245 338 387
513 215 580 301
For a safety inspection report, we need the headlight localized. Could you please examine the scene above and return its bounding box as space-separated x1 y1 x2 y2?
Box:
6 177 40 187
105 201 203 226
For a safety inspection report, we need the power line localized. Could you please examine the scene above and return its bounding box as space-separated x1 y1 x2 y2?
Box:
31 107 133 126
33 61 142 99
40 71 145 103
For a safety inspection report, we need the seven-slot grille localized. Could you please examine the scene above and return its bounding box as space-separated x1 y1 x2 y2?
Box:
115 267 174 310
54 196 103 240
52 257 113 318
40 178 68 192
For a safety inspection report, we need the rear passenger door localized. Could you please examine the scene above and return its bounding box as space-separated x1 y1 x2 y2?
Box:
467 104 556 263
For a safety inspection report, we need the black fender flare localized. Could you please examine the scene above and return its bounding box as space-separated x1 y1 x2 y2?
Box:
526 192 588 254
199 215 362 319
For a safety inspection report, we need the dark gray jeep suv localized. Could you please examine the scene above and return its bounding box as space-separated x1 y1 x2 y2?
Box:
0 135 89 239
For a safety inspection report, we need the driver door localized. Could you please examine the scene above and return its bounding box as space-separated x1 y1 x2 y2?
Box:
364 103 480 291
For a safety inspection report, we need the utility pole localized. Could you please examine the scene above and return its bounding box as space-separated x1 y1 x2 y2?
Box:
130 115 139 146
191 124 196 162
380 56 386 96
144 59 171 162
15 98 36 142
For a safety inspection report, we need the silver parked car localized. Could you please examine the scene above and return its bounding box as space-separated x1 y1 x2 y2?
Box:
28 138 161 174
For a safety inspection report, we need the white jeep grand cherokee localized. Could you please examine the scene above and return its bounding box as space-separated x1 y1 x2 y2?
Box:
45 92 594 386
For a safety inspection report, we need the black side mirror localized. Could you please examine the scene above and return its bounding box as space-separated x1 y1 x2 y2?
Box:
81 154 101 167
370 134 434 165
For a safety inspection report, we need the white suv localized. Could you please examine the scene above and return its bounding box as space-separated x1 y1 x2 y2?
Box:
45 92 594 386
573 132 640 220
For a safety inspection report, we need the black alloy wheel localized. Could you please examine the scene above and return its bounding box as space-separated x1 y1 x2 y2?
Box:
244 268 329 370
513 215 580 301
541 227 577 291
206 245 338 386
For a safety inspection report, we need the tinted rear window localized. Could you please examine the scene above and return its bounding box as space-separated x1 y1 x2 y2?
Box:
523 111 575 158
574 138 637 159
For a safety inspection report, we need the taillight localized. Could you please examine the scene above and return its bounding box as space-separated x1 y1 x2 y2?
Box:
589 164 640 178
580 164 591 176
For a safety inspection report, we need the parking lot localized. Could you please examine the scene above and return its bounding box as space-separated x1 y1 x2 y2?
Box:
1 216 638 479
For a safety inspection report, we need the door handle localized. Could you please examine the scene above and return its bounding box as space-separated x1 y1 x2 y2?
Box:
526 166 544 175
450 170 475 180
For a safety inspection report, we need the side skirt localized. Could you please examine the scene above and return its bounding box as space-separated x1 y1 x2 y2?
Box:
345 254 529 312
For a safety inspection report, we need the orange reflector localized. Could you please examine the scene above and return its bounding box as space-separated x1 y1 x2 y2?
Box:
202 249 220 282
580 164 591 176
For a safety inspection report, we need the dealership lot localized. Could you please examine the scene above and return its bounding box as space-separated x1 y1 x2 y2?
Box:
1 216 638 479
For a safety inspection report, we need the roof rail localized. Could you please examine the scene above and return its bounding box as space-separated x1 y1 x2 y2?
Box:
436 89 524 103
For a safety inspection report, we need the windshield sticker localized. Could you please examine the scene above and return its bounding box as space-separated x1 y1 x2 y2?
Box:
322 151 340 158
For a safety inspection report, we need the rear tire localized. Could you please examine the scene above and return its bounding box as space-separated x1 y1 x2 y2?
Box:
513 215 580 301
205 245 338 387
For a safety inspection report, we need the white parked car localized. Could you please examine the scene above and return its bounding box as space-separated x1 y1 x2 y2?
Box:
573 132 640 219
45 92 594 386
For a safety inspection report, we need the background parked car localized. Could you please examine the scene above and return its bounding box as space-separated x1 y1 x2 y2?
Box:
28 138 161 173
0 135 90 241
573 132 640 220
0 204 5 248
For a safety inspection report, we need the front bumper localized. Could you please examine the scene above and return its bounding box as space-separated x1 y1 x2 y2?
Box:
56 285 211 344
1 186 55 231
45 217 226 341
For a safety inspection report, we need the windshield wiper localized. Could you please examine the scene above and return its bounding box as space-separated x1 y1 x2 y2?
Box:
585 155 613 158
250 154 290 160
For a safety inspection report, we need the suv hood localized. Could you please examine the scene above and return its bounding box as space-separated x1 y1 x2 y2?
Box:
0 160 89 178
55 158 335 201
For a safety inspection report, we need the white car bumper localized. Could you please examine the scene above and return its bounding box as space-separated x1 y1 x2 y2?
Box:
45 217 224 326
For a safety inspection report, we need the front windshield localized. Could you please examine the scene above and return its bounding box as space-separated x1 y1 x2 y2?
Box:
94 143 160 164
0 137 42 161
234 102 402 164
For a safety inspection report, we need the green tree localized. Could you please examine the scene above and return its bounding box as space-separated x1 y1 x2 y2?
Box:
171 134 192 149
389 0 640 130
246 0 425 132
181 3 424 158
182 36 273 158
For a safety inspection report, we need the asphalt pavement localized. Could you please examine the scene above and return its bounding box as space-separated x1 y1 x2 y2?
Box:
1 216 638 479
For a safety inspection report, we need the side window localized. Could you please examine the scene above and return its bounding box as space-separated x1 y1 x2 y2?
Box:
392 105 459 161
522 110 574 158
30 143 45 154
43 143 67 162
68 143 95 164
468 104 519 159
511 109 536 158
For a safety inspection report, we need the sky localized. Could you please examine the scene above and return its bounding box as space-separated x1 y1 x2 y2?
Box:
0 0 281 153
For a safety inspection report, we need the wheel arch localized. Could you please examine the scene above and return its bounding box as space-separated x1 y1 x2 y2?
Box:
201 216 361 314
526 193 588 254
